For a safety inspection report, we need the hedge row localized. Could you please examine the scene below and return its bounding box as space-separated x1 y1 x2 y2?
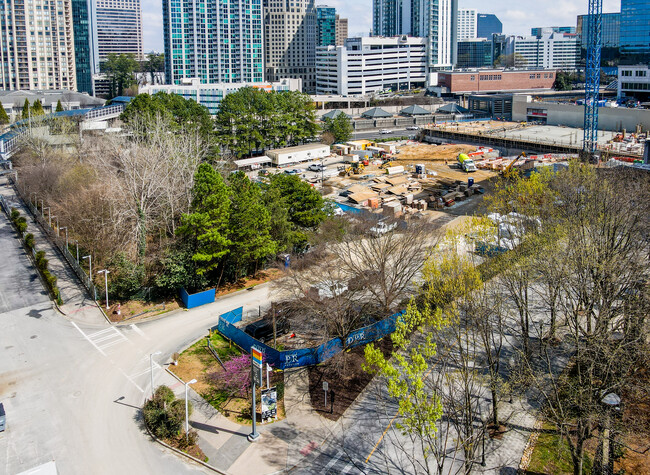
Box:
10 207 63 305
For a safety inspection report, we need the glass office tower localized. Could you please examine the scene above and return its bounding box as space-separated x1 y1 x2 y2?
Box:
72 0 95 94
317 6 337 47
620 0 650 62
577 12 620 65
477 14 502 39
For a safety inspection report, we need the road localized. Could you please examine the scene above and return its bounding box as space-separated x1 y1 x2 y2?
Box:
0 204 272 474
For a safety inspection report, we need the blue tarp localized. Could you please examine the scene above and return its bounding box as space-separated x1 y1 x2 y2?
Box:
214 308 405 370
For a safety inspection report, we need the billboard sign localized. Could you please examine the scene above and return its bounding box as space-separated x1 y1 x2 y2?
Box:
261 387 277 420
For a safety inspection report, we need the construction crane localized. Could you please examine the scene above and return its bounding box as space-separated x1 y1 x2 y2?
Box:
583 0 602 159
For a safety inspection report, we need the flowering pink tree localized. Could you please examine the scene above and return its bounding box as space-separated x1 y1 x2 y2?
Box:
211 354 251 398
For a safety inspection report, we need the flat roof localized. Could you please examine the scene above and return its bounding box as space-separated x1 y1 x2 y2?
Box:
267 143 329 154
234 156 272 167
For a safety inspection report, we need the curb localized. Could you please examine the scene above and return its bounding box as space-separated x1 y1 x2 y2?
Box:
143 413 228 475
518 417 544 472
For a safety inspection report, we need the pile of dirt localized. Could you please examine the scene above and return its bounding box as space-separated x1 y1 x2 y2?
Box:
307 337 393 421
395 143 476 162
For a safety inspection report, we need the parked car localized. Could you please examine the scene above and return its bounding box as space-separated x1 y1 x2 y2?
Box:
406 126 419 130
370 220 398 236
284 168 304 175
379 129 393 134
0 402 5 432
308 163 325 172
244 318 289 344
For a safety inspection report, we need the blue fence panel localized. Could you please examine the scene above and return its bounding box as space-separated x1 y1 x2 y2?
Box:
220 307 243 324
180 287 216 309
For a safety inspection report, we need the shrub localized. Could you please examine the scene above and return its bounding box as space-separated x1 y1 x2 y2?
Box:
35 251 48 271
10 208 19 221
143 385 191 440
16 217 27 234
209 354 251 398
107 252 145 300
24 233 35 250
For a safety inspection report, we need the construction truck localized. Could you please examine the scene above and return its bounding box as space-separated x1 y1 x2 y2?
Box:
457 153 477 172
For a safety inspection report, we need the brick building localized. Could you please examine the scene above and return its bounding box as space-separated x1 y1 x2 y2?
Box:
437 69 556 94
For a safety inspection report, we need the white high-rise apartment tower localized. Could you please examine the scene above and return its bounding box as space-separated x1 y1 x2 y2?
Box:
264 0 317 93
457 8 477 40
0 0 77 91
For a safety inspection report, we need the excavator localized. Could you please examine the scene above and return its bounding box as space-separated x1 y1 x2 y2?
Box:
502 152 526 176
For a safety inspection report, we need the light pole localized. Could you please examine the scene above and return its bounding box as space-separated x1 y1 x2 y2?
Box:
185 379 197 441
82 255 92 280
75 241 79 263
149 351 162 399
30 192 37 206
97 269 110 309
40 200 44 217
60 226 68 249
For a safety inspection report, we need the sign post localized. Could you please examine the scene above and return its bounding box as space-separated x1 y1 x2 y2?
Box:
323 381 329 408
266 363 272 388
249 347 263 441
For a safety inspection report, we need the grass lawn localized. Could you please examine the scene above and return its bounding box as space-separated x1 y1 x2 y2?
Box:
527 423 593 475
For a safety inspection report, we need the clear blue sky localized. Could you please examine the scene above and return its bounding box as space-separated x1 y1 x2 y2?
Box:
140 0 622 53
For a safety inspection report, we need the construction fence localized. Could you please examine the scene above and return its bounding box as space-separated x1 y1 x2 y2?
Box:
212 308 405 370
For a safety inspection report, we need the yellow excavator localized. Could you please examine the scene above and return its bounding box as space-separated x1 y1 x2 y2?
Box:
502 152 526 176
339 162 365 176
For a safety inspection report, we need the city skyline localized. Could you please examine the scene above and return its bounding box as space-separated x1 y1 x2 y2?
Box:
140 0 622 53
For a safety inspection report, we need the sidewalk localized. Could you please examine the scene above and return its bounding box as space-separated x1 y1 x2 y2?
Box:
0 180 106 326
163 366 337 475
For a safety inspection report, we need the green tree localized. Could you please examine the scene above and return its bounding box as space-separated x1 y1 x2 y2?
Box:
226 172 277 276
55 100 64 112
177 164 231 277
102 53 138 98
267 173 329 230
262 185 298 252
143 53 165 85
322 113 353 143
0 105 9 125
31 99 45 116
553 70 575 91
121 92 213 140
22 99 30 120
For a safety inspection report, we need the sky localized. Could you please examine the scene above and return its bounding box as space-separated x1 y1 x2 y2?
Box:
140 0 622 53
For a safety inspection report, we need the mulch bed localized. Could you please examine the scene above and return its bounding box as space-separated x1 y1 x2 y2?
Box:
307 337 394 421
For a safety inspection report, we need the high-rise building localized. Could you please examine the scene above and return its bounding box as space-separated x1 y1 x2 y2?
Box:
514 33 580 69
95 0 143 62
577 12 620 64
372 0 458 71
264 0 317 92
458 9 477 40
620 0 650 62
477 13 502 39
72 0 95 94
0 0 77 91
317 6 337 47
335 14 348 46
316 36 427 95
531 26 575 37
163 0 263 85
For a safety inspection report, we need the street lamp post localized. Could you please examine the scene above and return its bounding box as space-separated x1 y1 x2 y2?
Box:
60 227 68 249
185 379 197 441
40 200 44 217
149 351 162 399
97 269 110 309
76 241 79 263
82 255 92 280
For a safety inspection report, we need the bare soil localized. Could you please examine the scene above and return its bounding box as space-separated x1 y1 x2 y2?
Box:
106 299 180 323
214 268 283 298
307 337 394 421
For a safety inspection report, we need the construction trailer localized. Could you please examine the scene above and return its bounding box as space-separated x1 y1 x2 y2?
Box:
266 144 330 166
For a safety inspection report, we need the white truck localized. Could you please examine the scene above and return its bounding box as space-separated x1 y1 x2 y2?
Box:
457 153 477 172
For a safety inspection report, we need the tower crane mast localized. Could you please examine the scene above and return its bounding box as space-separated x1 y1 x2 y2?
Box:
583 0 603 157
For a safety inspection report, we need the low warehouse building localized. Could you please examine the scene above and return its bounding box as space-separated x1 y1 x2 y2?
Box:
267 144 330 166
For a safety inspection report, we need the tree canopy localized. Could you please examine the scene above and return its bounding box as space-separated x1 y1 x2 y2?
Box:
0 105 9 125
31 100 45 117
215 88 319 157
102 53 138 98
55 100 64 112
322 114 353 143
21 99 30 120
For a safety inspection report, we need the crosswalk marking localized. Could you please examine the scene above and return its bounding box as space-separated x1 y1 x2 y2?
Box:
321 451 343 473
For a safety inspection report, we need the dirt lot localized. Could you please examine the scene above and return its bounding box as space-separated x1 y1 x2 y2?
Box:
396 143 476 162
433 120 522 134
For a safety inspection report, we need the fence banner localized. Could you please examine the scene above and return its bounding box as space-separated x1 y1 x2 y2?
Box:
215 309 405 370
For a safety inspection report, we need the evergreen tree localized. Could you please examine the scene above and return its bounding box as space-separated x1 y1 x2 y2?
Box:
31 99 45 116
0 105 10 125
227 172 276 276
322 113 353 143
177 164 231 276
21 99 30 120
55 100 64 112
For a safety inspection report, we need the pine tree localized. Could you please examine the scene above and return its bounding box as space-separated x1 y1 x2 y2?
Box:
177 164 232 276
0 105 10 125
227 171 276 276
31 99 45 116
21 99 30 120
55 100 64 112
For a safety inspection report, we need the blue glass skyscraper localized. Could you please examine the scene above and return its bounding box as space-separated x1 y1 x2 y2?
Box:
317 6 337 47
163 0 264 85
620 0 650 62
71 0 95 94
477 14 502 39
